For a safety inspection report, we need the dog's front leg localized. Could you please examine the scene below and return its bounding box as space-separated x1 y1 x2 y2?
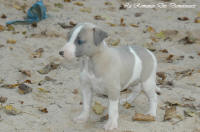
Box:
74 78 92 123
104 85 120 130
104 99 119 130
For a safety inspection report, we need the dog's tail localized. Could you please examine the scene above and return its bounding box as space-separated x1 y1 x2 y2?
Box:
156 86 161 95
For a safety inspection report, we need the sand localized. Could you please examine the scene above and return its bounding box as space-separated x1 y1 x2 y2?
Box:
0 0 200 132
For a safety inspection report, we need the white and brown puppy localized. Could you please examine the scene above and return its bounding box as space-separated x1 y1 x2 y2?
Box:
59 23 160 130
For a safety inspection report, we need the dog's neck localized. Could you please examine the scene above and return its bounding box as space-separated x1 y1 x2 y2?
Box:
90 41 110 61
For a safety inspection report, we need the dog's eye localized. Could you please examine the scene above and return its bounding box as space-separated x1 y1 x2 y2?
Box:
77 39 85 45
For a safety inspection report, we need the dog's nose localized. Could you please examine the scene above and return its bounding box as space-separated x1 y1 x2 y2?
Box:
59 51 64 57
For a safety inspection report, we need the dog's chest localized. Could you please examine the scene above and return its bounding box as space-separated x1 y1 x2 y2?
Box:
80 57 107 94
84 71 106 94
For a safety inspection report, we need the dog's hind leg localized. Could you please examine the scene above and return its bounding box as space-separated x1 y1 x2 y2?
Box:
142 76 158 117
120 83 142 105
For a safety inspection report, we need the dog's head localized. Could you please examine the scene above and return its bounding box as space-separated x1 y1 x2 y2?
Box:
59 23 108 60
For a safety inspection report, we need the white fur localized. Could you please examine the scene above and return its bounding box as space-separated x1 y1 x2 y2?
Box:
74 86 92 122
74 58 92 123
142 76 157 116
142 49 158 116
120 49 158 116
145 49 157 75
120 83 142 104
62 25 84 60
63 24 158 130
69 25 84 43
62 42 76 60
80 58 105 94
123 47 142 89
103 40 108 47
104 100 119 130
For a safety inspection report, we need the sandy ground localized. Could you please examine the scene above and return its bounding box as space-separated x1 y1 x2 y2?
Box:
0 0 200 132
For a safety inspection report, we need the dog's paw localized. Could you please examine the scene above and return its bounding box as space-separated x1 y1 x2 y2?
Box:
104 119 118 131
73 113 89 123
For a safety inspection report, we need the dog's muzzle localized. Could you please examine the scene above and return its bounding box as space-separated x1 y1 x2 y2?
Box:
59 43 76 60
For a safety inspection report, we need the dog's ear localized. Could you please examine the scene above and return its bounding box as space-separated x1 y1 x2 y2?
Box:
93 27 108 46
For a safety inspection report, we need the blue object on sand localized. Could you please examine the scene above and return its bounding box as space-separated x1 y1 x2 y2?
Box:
6 0 47 25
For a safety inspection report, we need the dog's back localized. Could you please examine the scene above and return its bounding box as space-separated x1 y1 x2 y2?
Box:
114 45 157 88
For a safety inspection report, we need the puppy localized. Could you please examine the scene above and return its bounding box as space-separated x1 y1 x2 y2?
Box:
59 23 159 130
